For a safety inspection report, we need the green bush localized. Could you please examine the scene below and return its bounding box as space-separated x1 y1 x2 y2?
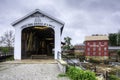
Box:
66 66 97 80
58 73 67 77
1 47 9 54
109 75 120 80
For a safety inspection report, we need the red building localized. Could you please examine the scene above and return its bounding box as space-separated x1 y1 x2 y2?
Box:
85 35 109 60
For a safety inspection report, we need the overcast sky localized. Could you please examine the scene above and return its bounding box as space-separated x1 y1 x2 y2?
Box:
0 0 120 45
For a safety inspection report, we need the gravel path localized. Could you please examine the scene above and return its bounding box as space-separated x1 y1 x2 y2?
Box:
0 63 69 80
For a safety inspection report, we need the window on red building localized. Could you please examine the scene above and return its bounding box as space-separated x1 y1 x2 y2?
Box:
102 42 104 45
99 47 101 51
104 42 107 45
88 52 90 55
93 52 96 55
87 48 90 51
104 47 107 51
93 47 96 51
93 42 96 45
87 42 90 45
104 52 107 55
99 42 101 45
99 52 101 55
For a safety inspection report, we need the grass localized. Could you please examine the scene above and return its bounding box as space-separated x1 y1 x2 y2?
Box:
58 73 67 78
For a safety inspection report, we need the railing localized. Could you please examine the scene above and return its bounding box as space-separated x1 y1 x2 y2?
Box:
57 51 82 67
0 54 13 62
63 54 78 67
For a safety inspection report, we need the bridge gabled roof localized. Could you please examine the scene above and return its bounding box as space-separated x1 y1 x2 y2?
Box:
11 9 65 27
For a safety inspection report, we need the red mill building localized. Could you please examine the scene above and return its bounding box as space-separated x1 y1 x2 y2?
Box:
85 35 109 60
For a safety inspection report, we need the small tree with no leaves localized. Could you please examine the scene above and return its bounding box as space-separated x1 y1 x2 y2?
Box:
0 30 14 54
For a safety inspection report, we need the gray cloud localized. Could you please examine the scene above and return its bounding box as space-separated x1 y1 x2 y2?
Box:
0 0 120 44
65 0 120 12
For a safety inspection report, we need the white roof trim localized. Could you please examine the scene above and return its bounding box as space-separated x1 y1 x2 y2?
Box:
85 36 109 41
11 9 65 26
108 46 120 50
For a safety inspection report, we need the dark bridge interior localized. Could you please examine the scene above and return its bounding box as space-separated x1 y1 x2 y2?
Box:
21 26 54 59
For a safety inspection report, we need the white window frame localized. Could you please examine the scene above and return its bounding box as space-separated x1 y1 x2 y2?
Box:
93 52 96 55
87 48 90 51
99 52 101 55
99 42 101 45
104 52 107 55
93 42 96 45
93 47 96 51
99 47 101 51
88 52 90 55
104 47 107 51
104 42 107 45
87 42 90 45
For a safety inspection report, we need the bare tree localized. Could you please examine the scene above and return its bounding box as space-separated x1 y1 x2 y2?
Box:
0 30 14 54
